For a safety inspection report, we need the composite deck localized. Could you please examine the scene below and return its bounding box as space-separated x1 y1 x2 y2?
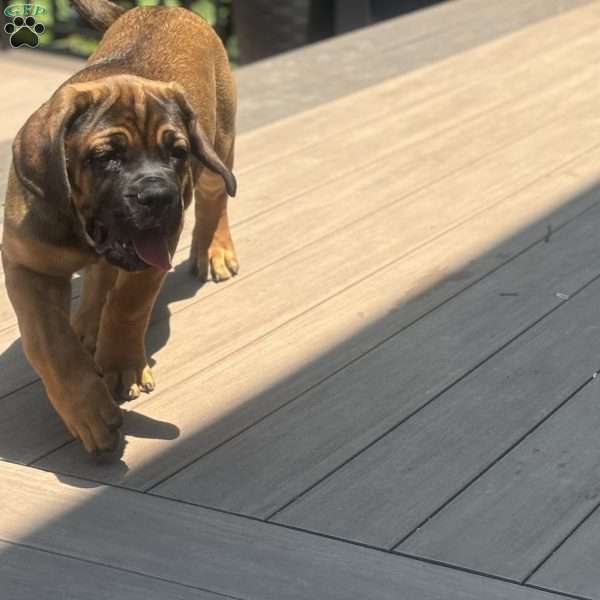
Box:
2 1 600 598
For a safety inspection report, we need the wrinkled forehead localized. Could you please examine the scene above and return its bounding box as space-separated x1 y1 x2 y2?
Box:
71 81 186 148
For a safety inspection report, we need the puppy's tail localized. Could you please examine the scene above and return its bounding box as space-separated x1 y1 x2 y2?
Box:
69 0 125 32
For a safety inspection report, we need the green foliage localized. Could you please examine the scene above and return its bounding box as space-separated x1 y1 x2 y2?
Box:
4 0 229 57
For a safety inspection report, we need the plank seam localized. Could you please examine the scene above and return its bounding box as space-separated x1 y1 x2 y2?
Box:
0 535 245 600
30 438 74 466
390 373 600 551
523 496 600 584
392 549 591 600
0 460 584 600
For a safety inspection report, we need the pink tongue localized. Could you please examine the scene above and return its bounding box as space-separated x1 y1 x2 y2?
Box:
132 230 172 271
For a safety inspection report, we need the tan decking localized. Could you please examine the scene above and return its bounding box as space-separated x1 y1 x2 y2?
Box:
3 2 600 598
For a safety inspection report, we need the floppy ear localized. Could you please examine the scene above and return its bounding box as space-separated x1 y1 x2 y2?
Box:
12 85 91 217
170 85 237 197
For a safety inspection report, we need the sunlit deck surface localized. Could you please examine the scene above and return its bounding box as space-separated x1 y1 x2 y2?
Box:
3 1 600 598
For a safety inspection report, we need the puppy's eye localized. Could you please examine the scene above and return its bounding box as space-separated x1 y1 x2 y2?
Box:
88 150 114 163
87 149 123 170
171 144 188 160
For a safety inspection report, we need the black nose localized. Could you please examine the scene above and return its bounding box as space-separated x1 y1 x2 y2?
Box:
134 176 177 209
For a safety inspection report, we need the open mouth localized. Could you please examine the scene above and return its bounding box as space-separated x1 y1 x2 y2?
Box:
88 219 173 272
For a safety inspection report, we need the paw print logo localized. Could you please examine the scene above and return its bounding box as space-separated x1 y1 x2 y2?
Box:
4 15 45 48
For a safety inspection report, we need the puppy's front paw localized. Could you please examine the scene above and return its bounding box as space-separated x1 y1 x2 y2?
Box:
58 376 123 455
102 361 155 403
191 237 239 283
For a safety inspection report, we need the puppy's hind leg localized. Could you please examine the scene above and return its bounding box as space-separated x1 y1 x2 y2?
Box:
71 260 117 355
190 144 238 282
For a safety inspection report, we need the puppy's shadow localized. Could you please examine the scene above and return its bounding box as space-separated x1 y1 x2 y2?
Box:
123 408 180 441
53 410 181 487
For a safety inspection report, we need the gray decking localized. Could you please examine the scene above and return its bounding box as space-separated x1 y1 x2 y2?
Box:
3 1 600 598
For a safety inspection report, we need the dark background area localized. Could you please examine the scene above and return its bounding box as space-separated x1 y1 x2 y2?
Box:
1 0 448 63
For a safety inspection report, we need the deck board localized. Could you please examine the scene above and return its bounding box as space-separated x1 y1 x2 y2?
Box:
0 541 230 600
0 461 573 600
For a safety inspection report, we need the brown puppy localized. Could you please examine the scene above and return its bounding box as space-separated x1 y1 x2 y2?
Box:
1 0 238 454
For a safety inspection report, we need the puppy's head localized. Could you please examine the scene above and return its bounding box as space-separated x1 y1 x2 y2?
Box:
12 75 236 271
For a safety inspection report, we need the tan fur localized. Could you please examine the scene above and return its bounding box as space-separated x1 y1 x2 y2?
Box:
2 4 238 454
